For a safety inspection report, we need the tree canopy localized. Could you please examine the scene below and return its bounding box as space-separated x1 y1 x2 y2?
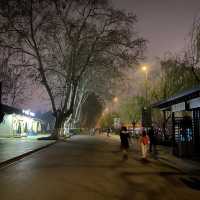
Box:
0 0 146 137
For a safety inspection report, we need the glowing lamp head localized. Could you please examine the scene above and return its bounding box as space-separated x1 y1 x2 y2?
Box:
113 97 118 103
142 66 147 71
105 107 109 112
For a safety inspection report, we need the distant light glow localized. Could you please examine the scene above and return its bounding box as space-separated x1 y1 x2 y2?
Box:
142 66 147 71
105 107 109 112
113 97 118 103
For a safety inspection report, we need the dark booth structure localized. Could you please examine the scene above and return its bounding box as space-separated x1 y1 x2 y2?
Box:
153 87 200 157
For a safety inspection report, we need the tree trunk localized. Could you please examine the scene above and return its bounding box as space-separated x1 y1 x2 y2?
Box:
51 113 64 139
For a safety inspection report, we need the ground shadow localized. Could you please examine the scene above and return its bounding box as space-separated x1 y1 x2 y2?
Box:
180 177 200 190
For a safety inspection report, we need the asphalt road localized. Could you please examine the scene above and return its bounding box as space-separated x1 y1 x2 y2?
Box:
0 135 200 200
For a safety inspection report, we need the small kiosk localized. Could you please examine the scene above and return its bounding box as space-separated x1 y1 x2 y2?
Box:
153 87 200 157
0 104 43 137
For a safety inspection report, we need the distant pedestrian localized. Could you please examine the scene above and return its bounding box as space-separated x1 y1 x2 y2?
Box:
148 126 157 153
120 125 130 160
92 128 95 136
89 128 95 136
107 127 111 137
139 130 150 159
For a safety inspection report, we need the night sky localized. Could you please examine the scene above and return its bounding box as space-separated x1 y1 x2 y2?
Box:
114 0 200 62
26 0 200 112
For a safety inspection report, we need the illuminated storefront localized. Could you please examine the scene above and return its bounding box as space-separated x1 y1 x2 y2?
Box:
12 113 42 136
0 104 43 137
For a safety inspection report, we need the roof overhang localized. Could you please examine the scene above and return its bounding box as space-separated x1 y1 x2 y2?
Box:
152 86 200 110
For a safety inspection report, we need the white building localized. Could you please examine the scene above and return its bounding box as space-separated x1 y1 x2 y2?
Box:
0 104 43 137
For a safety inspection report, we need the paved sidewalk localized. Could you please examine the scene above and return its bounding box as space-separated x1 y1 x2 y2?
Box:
1 135 200 200
109 134 200 174
0 136 56 166
157 145 200 173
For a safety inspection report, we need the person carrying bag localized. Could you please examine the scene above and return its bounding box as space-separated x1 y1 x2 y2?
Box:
139 130 150 159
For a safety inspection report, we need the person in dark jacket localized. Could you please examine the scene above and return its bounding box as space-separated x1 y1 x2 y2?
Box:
107 127 111 137
148 126 157 157
120 125 130 159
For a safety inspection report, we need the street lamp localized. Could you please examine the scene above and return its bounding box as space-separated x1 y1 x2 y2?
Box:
105 107 109 113
113 97 118 103
102 107 109 116
142 65 147 72
112 97 121 129
112 97 119 115
142 65 148 106
141 65 152 128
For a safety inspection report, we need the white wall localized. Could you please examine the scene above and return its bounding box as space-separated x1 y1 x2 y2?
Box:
0 114 13 137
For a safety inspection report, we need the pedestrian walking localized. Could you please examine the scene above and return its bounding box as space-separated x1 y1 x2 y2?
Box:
139 130 150 159
107 127 111 137
148 126 156 152
92 128 95 136
120 125 130 160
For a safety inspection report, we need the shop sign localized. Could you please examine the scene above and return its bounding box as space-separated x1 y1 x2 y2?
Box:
171 102 185 112
22 109 35 117
189 97 200 109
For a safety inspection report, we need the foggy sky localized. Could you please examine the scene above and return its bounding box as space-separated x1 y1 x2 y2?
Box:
114 0 200 62
26 0 200 112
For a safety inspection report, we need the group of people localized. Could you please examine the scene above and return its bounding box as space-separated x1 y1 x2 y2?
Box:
119 124 157 160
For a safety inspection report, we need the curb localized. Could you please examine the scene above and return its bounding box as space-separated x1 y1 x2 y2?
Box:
0 141 57 169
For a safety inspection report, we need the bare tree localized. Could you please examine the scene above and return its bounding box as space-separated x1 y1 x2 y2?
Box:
0 47 33 106
0 0 146 138
185 15 200 82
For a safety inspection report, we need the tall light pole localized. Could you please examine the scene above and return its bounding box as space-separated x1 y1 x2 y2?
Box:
102 107 109 116
112 97 119 112
112 97 120 129
141 65 152 128
142 65 148 107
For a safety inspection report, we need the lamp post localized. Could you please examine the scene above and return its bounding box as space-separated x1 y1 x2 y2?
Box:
104 107 109 113
112 97 120 129
112 97 119 113
141 65 152 129
102 107 109 116
142 66 148 107
102 97 119 129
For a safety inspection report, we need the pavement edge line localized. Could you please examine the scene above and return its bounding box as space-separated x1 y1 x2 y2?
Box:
0 141 57 169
